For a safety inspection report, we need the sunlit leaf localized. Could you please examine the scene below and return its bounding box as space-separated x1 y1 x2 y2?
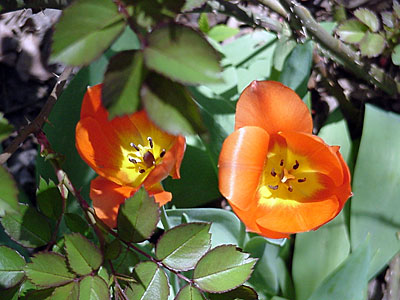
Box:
394 0 400 18
359 31 385 57
36 178 63 220
0 246 25 289
392 44 400 65
381 11 394 28
198 13 210 33
0 113 14 142
78 276 109 300
336 20 368 43
354 8 380 32
0 165 19 216
51 282 79 300
175 284 205 300
182 0 207 12
110 26 141 52
208 25 239 42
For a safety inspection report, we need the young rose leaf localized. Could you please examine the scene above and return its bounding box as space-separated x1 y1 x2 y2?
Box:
354 8 380 32
36 178 63 220
143 24 223 84
64 213 89 235
111 245 139 275
78 276 109 300
25 253 75 287
0 246 25 289
193 245 257 293
125 261 169 300
1 204 51 248
198 13 210 33
51 0 125 65
359 32 385 57
381 11 394 28
209 285 258 300
392 44 400 65
394 0 400 18
208 25 239 42
117 188 160 243
336 20 368 44
155 222 211 271
0 165 19 216
102 51 143 119
64 233 103 276
51 282 79 300
175 284 205 300
0 113 14 142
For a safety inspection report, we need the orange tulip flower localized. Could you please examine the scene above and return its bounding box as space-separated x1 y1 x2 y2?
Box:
218 81 351 239
75 84 186 227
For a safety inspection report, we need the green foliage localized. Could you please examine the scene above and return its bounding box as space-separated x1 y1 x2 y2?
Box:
336 19 368 43
0 246 25 289
209 285 258 300
51 282 79 300
36 178 63 220
0 113 14 142
359 31 385 57
78 276 109 300
207 25 239 42
354 8 380 32
0 165 19 216
176 284 205 300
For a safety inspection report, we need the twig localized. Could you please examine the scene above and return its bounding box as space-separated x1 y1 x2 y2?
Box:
0 66 74 165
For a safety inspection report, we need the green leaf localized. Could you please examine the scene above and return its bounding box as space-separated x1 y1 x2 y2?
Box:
193 245 257 293
64 213 89 235
125 261 169 300
1 204 51 248
183 0 207 12
111 245 139 275
144 24 223 84
25 252 75 287
381 11 394 28
394 0 400 18
104 238 121 260
208 25 239 42
65 233 102 276
273 36 297 71
198 13 210 33
336 19 368 43
51 0 125 65
392 44 400 65
307 239 370 300
351 104 400 278
354 8 380 32
102 51 143 118
51 282 79 300
23 288 54 299
209 285 258 300
156 223 211 271
142 73 205 136
0 246 25 289
110 26 141 52
0 113 14 142
117 188 160 243
175 284 205 300
36 178 63 220
359 31 385 57
78 276 109 300
0 165 19 216
0 283 19 300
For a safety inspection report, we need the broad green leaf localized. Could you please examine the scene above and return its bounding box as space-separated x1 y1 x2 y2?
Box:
273 36 297 71
183 0 207 12
97 266 110 287
125 261 169 300
104 238 121 260
336 19 368 43
209 285 258 300
64 213 89 235
392 44 400 65
78 276 109 300
23 288 54 299
110 26 141 52
307 239 370 300
395 0 400 18
25 252 75 287
351 104 400 278
381 11 394 28
102 51 143 118
111 245 139 275
156 223 211 271
359 31 385 57
175 284 205 300
354 8 380 32
144 24 223 84
0 246 25 289
1 204 51 248
0 165 19 216
198 13 210 33
51 0 125 65
117 188 160 243
208 25 239 42
51 282 79 300
65 233 102 275
0 113 14 142
36 178 63 220
193 245 257 293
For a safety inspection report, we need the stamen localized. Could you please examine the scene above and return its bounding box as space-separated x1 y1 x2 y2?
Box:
298 178 307 183
280 159 284 166
271 168 276 177
160 149 166 158
143 151 155 168
268 184 279 190
147 137 153 149
293 160 299 170
130 142 140 151
128 156 137 164
139 169 145 174
288 186 293 192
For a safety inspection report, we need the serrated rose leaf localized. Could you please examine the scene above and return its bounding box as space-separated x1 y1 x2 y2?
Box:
65 233 103 276
156 223 211 271
359 32 385 57
36 178 63 220
354 8 380 32
78 276 109 300
0 165 19 216
175 284 205 300
336 20 368 44
394 0 400 18
193 245 257 293
51 282 79 300
0 246 25 289
392 44 400 65
25 253 75 287
209 285 258 300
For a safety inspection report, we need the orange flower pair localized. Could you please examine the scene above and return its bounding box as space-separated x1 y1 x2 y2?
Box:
218 81 352 238
75 84 185 227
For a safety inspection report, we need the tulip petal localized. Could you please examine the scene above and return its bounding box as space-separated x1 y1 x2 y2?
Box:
235 81 313 134
80 84 108 121
90 176 137 228
218 126 270 210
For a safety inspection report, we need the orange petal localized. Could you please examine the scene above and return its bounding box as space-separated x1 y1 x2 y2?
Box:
90 176 137 228
146 182 172 206
334 150 352 208
80 84 108 121
218 126 270 210
235 81 313 134
256 196 340 234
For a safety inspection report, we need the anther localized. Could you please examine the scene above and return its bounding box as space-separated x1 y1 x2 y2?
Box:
147 137 153 149
271 168 276 177
280 159 284 166
128 157 137 164
268 185 279 190
130 142 140 151
288 186 293 192
293 160 299 170
139 169 145 174
143 151 155 168
160 149 166 158
298 178 307 183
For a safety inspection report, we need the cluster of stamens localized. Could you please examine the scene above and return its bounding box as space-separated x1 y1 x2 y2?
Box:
127 137 166 174
267 159 307 193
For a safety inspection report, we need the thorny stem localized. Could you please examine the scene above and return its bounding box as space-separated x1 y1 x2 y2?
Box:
109 260 130 300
